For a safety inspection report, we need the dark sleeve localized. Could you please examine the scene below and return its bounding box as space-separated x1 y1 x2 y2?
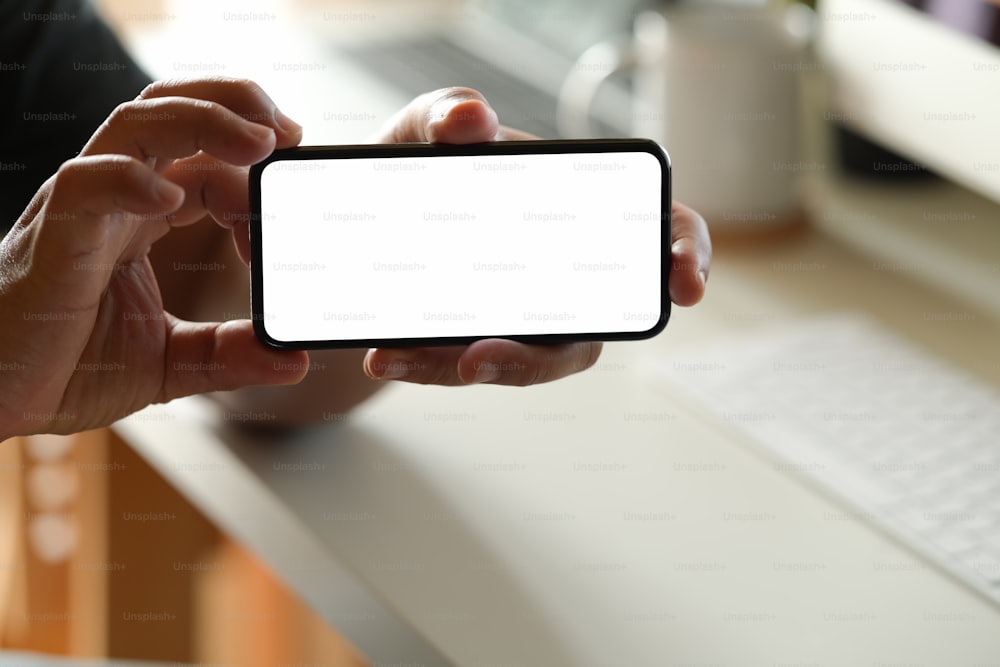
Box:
0 0 154 234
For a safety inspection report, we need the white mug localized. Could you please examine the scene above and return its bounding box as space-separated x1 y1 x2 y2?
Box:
558 3 813 235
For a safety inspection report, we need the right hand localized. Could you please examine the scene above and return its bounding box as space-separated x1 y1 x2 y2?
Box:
0 77 308 440
361 88 711 386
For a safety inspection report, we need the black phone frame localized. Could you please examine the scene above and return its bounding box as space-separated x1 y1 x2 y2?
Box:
249 138 671 350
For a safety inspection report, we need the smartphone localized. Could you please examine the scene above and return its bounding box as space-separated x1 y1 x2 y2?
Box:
249 138 670 349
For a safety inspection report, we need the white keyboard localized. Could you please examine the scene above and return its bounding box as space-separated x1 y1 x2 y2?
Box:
655 313 1000 607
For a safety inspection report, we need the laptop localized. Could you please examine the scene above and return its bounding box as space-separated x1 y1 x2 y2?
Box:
328 0 649 139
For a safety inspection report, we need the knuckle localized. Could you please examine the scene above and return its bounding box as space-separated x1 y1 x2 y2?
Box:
49 162 80 199
104 99 163 131
197 75 240 88
521 361 547 387
422 361 454 386
137 80 165 99
235 77 268 100
106 100 136 127
187 97 219 115
53 158 83 182
53 157 94 187
518 372 541 387
139 77 212 98
181 98 233 126
208 75 270 105
578 343 602 373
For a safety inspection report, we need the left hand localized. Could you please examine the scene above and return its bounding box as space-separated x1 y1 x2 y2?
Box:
362 87 712 386
0 78 310 438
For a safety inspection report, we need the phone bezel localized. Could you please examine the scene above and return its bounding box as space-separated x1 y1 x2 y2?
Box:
249 138 671 350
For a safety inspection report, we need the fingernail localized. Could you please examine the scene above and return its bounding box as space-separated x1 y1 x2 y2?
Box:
697 270 708 288
274 108 303 134
472 360 499 384
430 97 495 125
429 97 456 123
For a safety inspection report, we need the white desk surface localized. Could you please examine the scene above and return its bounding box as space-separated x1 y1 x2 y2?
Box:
116 221 1000 667
109 3 1000 664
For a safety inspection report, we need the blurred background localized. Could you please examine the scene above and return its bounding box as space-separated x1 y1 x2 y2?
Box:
2 0 999 665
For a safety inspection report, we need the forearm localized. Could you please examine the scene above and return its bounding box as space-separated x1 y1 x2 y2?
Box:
150 219 386 426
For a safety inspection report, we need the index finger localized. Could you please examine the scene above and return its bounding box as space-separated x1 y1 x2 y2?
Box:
137 78 303 144
81 77 303 164
364 340 602 386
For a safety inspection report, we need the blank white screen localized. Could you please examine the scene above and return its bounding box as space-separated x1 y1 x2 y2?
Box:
258 150 663 344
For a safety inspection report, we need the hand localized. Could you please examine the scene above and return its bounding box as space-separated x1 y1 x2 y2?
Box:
362 87 712 386
0 77 308 439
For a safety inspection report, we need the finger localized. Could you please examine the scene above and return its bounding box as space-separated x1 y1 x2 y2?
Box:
494 125 539 141
364 339 602 386
160 154 250 228
375 86 501 144
81 97 277 167
230 219 252 266
35 155 185 282
458 339 603 385
136 77 303 148
158 317 308 403
669 201 712 307
363 346 460 384
159 154 254 264
105 154 253 266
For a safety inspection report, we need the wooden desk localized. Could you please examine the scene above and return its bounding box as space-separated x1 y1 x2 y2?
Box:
0 431 365 666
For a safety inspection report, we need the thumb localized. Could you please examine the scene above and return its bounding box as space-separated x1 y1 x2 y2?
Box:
375 86 500 144
158 316 308 403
